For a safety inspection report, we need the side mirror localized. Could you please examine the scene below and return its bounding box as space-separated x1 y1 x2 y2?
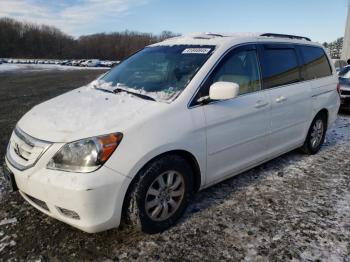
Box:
209 81 239 100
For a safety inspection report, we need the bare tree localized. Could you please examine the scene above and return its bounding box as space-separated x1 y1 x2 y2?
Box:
0 17 178 60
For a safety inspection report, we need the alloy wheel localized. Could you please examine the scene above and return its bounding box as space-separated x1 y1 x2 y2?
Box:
145 170 185 221
310 119 324 149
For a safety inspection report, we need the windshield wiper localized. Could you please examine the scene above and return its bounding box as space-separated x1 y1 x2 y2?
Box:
113 87 156 101
93 85 115 94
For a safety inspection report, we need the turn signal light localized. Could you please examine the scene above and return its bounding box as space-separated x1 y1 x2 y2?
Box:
98 133 123 162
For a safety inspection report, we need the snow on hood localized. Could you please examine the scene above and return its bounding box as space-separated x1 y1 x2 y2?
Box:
17 83 163 142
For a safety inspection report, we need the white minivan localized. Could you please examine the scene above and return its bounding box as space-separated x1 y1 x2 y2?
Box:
4 33 340 233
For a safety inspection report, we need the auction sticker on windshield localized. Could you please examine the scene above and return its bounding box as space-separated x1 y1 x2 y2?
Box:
182 48 211 54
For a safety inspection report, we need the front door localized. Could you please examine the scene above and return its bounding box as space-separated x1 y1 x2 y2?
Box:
194 44 271 185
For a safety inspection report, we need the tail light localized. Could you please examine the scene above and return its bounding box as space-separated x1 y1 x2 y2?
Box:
337 83 341 95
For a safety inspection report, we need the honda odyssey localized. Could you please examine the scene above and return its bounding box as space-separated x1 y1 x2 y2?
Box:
4 33 340 233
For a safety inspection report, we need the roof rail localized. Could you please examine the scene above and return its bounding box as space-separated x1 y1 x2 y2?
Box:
260 33 311 42
204 33 224 37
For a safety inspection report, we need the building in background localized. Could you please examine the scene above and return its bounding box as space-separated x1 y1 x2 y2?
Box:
342 0 350 60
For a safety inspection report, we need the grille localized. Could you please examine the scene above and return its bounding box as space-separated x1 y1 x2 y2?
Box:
6 127 51 170
341 90 350 96
25 194 49 211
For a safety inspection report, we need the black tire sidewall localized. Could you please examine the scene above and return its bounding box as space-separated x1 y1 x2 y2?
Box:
133 155 193 233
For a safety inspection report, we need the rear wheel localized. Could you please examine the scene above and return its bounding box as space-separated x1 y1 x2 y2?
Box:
125 155 193 233
301 113 327 155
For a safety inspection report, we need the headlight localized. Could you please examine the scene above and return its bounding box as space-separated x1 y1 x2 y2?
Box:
47 133 123 172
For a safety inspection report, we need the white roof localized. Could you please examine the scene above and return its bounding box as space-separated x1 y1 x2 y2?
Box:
150 32 317 48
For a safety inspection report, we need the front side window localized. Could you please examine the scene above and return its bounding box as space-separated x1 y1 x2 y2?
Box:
299 46 332 80
195 46 261 100
99 45 215 101
260 45 300 89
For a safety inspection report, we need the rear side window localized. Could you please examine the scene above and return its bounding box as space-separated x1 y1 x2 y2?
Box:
259 45 300 89
299 46 332 80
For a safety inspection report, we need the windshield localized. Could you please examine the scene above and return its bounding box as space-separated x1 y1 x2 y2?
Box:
100 45 215 101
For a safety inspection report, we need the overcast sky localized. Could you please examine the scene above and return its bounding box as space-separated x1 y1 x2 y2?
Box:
0 0 348 43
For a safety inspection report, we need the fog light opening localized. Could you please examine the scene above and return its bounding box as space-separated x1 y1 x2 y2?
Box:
57 207 80 220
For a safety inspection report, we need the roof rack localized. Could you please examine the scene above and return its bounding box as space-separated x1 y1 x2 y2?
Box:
260 33 311 42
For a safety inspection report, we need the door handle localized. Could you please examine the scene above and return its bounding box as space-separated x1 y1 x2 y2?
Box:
254 100 269 108
275 96 287 103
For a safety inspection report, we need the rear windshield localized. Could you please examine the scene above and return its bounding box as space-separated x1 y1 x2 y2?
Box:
100 45 215 101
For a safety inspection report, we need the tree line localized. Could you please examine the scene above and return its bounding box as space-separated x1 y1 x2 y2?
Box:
0 17 178 60
323 37 343 59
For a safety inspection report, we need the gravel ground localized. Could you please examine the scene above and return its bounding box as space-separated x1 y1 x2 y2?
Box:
0 68 350 261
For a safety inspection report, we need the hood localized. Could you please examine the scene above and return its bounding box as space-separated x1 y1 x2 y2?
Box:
17 85 163 142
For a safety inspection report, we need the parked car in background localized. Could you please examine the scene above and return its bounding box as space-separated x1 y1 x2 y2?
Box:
60 60 69 65
4 33 340 233
100 60 113 67
113 61 120 66
338 65 350 109
70 60 78 66
333 59 348 73
99 60 119 67
84 59 101 67
76 60 85 66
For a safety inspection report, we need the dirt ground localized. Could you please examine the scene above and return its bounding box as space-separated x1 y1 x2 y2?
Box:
0 68 350 261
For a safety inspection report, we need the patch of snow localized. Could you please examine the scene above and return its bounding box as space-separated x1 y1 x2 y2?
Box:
91 79 178 102
151 32 261 47
0 64 107 73
0 175 4 202
0 235 16 252
0 218 17 226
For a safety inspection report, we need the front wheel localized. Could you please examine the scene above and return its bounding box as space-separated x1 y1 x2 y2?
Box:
124 155 193 233
301 113 327 155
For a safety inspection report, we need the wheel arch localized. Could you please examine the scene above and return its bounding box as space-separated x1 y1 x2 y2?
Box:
305 108 329 141
120 149 202 222
315 108 329 127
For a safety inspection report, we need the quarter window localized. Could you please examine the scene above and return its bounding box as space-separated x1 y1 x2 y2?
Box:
299 46 332 80
260 46 300 89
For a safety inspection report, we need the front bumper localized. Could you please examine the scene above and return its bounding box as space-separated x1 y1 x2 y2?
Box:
5 157 131 233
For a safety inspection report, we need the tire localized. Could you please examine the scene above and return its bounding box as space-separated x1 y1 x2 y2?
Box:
124 154 193 234
301 113 327 155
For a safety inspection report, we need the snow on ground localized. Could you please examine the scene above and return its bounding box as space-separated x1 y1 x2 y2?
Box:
0 63 107 73
0 66 349 260
1 115 350 261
